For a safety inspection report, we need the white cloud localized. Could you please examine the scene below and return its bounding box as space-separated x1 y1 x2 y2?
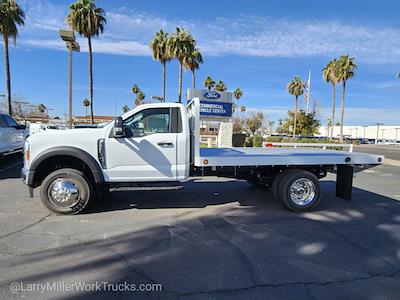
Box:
17 0 400 63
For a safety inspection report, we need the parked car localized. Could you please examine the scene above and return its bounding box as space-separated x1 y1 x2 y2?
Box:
0 113 27 155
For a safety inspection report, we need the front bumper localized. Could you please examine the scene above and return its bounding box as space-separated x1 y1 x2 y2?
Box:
21 167 34 197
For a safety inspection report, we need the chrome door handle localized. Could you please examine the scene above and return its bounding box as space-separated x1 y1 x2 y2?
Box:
158 142 174 147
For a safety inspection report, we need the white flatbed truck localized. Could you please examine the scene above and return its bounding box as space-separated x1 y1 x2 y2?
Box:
22 98 384 214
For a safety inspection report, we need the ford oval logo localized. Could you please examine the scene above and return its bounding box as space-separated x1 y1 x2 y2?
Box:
203 91 221 100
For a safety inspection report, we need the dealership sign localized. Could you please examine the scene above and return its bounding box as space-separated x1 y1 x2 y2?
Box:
200 101 232 117
187 89 233 118
203 91 221 100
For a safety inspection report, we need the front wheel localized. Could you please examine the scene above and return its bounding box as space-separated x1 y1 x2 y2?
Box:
40 168 93 214
277 170 321 212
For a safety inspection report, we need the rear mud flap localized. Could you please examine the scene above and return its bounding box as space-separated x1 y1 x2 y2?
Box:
336 165 354 201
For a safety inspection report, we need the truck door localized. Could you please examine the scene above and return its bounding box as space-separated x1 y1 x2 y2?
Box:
104 107 179 182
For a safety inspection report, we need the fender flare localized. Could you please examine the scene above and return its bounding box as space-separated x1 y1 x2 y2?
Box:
28 146 104 187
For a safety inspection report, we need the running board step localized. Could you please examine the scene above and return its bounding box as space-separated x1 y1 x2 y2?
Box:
108 182 183 192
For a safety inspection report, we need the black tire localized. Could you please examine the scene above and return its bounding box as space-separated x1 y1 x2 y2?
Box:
272 171 285 200
40 168 93 215
278 169 321 212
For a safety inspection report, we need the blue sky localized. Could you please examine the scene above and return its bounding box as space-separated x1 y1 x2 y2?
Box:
2 0 400 125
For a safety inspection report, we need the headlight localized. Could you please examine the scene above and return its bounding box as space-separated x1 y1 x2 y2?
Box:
24 140 30 166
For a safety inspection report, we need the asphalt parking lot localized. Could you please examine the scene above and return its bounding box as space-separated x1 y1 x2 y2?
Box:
0 153 400 299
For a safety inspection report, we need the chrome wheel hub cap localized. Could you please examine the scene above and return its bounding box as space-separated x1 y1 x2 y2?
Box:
48 178 80 208
289 178 315 206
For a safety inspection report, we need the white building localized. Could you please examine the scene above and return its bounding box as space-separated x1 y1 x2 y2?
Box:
318 125 400 141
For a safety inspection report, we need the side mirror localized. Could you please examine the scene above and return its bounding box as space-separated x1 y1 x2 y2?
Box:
114 117 125 138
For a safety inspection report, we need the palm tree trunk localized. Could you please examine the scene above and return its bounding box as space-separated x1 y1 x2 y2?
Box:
293 96 298 138
178 62 182 103
162 62 166 102
88 36 94 124
85 107 88 121
3 35 12 116
330 84 336 140
339 81 346 143
192 70 196 89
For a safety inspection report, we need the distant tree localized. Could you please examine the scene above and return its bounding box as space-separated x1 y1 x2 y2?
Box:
283 110 321 136
122 104 129 113
233 88 243 117
214 80 227 91
132 84 145 106
184 47 203 89
232 117 244 133
268 120 275 135
82 98 89 119
168 27 195 102
67 0 106 124
38 103 47 121
336 55 357 142
135 91 145 106
287 75 305 137
246 112 264 135
150 30 172 102
204 75 215 90
323 58 340 139
0 0 25 116
132 84 140 94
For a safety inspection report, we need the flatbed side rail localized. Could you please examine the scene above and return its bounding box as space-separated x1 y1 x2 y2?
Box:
264 142 354 152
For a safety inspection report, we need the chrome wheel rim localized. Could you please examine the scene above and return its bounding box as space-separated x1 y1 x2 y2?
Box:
289 178 315 206
48 178 80 208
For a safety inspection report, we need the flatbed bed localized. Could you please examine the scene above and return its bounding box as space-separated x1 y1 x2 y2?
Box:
198 147 383 168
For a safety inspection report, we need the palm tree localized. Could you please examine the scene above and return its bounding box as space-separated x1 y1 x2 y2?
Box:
240 105 246 117
150 30 172 102
82 98 89 120
337 55 357 142
0 0 25 116
122 104 129 113
167 27 195 102
135 91 145 106
214 80 227 91
132 84 145 106
287 76 305 137
233 88 243 117
67 0 106 124
38 103 46 122
268 121 275 135
204 75 215 90
132 84 140 94
184 48 203 89
323 59 340 140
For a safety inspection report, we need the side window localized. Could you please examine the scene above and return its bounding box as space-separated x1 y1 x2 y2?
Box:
124 108 170 137
3 115 18 128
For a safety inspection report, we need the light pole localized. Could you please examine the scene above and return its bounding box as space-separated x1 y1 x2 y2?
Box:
361 125 368 138
354 127 358 138
152 96 163 102
59 30 80 129
376 123 383 143
381 129 386 140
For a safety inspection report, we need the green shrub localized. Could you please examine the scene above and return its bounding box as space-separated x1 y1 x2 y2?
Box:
253 135 264 147
232 133 246 147
245 137 253 147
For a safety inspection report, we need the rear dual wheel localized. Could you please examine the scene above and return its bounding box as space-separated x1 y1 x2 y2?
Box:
272 169 321 212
